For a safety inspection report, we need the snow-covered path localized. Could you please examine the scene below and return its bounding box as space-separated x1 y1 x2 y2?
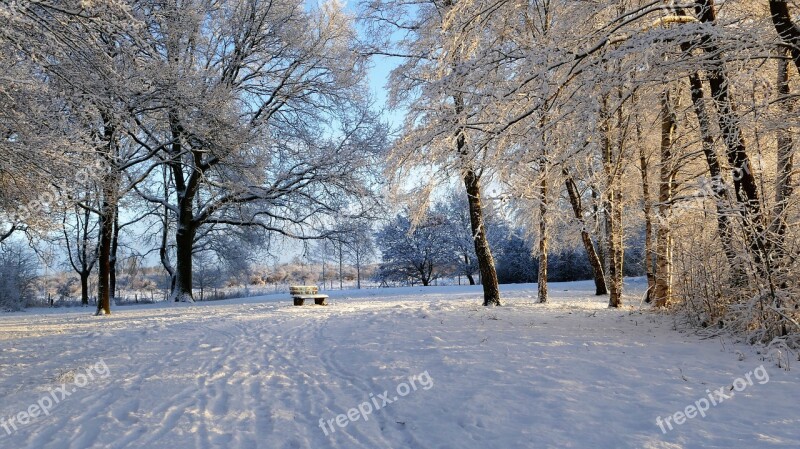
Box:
0 281 798 449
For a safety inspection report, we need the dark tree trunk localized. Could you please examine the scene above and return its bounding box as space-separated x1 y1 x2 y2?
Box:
167 110 202 302
464 254 476 285
110 206 119 301
96 199 113 315
538 175 548 303
770 0 800 75
356 260 362 289
173 216 196 302
772 49 794 259
564 173 607 295
95 116 116 316
80 271 90 306
453 90 500 306
0 225 17 243
159 165 176 287
464 170 501 306
159 205 176 292
773 52 795 329
695 0 768 264
684 68 741 281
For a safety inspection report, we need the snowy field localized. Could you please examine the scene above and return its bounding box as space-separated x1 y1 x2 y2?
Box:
0 280 798 449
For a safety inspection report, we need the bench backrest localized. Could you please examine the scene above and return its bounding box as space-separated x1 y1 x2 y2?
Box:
290 285 318 295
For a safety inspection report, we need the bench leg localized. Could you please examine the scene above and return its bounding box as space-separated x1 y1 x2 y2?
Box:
315 298 327 306
293 298 305 306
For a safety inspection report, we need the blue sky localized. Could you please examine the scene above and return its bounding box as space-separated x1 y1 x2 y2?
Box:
368 54 405 130
304 0 406 129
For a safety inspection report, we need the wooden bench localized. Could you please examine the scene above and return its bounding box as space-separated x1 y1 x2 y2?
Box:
290 285 329 306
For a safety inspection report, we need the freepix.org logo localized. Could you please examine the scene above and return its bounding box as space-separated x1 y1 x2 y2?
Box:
655 364 769 434
319 371 434 436
1 359 111 437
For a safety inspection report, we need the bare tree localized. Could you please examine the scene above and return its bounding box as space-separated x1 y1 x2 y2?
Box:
363 0 502 305
128 0 385 301
62 200 99 306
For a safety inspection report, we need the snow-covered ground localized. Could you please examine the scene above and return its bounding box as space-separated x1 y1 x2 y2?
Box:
0 280 798 449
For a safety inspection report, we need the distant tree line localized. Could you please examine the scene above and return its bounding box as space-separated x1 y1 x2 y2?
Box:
374 194 646 287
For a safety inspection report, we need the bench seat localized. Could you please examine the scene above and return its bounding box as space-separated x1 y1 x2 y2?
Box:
290 286 329 306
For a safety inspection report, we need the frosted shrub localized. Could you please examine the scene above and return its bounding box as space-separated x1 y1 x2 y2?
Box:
672 214 800 348
0 244 38 311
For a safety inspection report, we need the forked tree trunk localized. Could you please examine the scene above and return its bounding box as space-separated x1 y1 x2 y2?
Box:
167 111 202 303
653 89 677 308
563 172 607 295
684 68 742 282
770 0 800 74
695 0 768 265
71 205 96 306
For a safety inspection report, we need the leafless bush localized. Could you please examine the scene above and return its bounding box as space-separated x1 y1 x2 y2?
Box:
0 243 39 311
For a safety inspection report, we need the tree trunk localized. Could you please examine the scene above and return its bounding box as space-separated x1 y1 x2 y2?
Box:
110 206 119 301
321 250 327 291
638 127 656 303
592 186 606 271
95 117 116 316
564 173 607 295
172 218 196 302
167 111 200 303
684 68 742 282
606 189 624 308
465 254 476 285
695 0 768 265
80 271 90 306
601 96 623 308
159 167 176 292
454 90 501 306
771 50 794 261
96 198 113 315
464 170 501 305
770 0 800 75
538 175 548 303
653 89 677 308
